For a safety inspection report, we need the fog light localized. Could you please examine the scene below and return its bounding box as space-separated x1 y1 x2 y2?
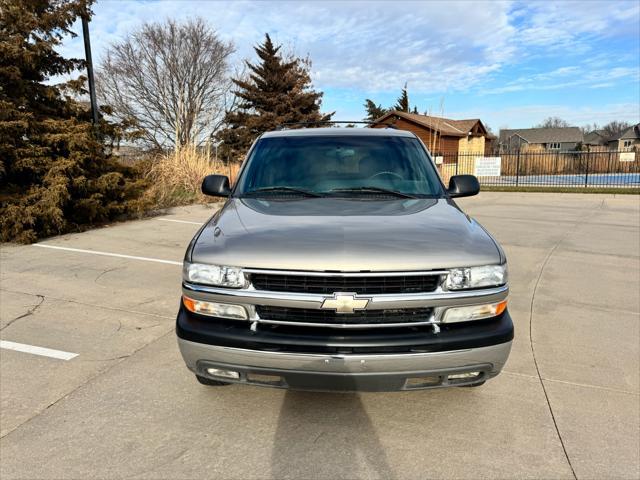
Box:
247 373 283 386
441 300 507 323
448 371 480 379
406 376 441 388
183 296 248 320
206 368 240 379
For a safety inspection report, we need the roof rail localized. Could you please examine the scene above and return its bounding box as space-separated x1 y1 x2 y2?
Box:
275 120 397 130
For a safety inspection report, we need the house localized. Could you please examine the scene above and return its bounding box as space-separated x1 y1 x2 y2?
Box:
609 123 640 151
584 129 609 147
371 110 492 155
498 127 584 152
583 125 640 151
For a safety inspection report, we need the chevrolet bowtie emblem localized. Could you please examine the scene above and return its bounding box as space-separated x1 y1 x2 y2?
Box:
321 293 370 314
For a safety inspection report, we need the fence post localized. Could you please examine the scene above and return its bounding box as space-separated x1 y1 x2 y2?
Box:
515 150 520 186
455 153 459 176
584 152 589 188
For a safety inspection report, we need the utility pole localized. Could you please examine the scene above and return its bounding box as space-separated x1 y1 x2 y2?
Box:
82 15 99 125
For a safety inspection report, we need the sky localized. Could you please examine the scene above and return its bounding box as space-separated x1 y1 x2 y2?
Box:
59 0 640 130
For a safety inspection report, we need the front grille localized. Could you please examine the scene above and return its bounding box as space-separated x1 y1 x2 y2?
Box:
250 273 441 294
256 305 434 326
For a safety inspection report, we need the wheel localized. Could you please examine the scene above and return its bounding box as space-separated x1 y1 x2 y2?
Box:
459 381 486 388
196 374 231 386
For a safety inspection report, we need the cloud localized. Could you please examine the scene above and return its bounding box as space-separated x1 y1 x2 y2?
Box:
60 0 517 94
483 66 639 94
449 103 640 130
55 0 639 125
511 0 640 49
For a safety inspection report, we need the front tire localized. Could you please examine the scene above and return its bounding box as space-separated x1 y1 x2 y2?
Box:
196 374 231 386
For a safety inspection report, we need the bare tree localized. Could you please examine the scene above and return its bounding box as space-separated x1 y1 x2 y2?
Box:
581 122 600 134
535 117 571 128
601 120 631 139
98 18 235 149
581 121 631 138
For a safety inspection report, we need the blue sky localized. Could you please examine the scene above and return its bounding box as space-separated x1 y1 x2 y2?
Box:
60 0 640 130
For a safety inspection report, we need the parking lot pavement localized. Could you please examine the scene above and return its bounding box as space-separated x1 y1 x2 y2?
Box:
0 193 638 479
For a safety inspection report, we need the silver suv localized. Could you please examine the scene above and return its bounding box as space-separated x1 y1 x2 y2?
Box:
177 128 512 391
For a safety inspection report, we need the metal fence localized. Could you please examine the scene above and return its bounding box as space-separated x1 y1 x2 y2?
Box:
434 150 640 189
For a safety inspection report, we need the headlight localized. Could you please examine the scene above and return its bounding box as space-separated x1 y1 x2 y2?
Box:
442 301 507 323
445 264 507 290
182 296 248 320
183 262 247 288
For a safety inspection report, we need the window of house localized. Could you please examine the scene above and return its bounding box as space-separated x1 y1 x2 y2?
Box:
548 142 561 150
623 140 632 151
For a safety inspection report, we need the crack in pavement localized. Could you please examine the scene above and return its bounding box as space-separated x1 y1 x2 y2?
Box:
0 328 175 440
0 288 176 439
114 319 162 334
82 353 137 362
0 288 174 320
501 370 640 396
94 266 124 285
0 294 45 332
528 198 606 480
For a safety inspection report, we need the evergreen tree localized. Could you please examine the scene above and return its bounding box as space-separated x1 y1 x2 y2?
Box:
363 99 387 122
394 84 410 112
217 34 333 159
0 0 146 243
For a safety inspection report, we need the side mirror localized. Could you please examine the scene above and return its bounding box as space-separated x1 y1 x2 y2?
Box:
201 175 231 197
448 175 480 198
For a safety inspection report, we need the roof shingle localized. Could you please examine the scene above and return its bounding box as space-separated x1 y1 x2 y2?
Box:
499 127 583 144
374 111 484 137
618 123 640 140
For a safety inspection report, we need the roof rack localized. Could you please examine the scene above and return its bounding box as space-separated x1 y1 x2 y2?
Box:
275 120 397 130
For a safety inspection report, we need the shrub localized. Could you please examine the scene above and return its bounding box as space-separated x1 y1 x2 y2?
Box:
0 0 147 243
143 144 237 208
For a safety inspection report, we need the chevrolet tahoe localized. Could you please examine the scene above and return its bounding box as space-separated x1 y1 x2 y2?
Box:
176 127 513 391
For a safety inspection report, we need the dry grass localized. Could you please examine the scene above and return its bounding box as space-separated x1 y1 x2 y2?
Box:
143 144 240 208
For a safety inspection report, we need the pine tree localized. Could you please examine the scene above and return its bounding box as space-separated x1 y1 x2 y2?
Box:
0 0 146 243
394 84 410 112
217 34 333 159
363 99 387 122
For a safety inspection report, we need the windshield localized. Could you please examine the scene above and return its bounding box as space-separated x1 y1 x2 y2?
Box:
235 135 444 197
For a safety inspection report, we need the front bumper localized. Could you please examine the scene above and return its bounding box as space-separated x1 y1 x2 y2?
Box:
176 307 514 391
178 338 512 391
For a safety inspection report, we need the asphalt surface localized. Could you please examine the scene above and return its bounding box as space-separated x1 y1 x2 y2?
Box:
1 192 639 479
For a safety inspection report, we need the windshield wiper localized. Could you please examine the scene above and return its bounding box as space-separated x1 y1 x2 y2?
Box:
329 187 417 199
243 186 323 197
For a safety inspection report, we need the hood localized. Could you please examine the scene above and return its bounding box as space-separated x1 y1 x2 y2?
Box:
190 197 501 271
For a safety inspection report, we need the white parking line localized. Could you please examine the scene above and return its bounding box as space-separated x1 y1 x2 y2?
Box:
0 340 78 361
32 244 182 265
157 218 204 225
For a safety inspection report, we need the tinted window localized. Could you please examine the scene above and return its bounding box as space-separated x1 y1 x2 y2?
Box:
236 135 444 197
